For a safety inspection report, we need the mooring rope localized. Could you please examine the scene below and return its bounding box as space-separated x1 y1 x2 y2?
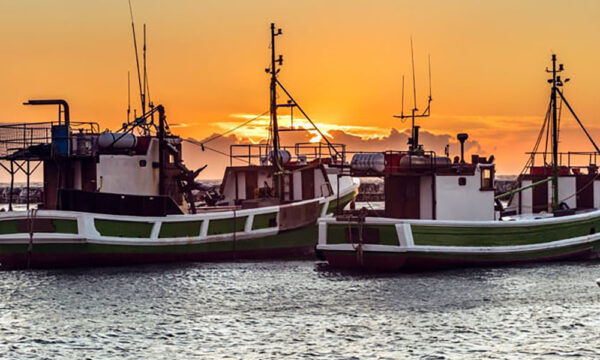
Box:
26 208 38 269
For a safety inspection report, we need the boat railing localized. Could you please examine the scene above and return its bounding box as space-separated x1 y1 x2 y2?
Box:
335 150 447 176
229 142 346 166
526 151 598 175
0 121 99 159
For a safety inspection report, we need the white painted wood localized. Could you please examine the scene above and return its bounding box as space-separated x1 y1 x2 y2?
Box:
594 180 600 209
394 223 413 247
521 180 532 214
293 171 302 200
96 138 159 196
318 232 600 254
435 166 494 221
318 222 327 245
419 176 433 219
557 177 577 208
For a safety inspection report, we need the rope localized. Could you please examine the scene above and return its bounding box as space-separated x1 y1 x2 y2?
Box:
232 208 237 260
559 172 600 203
26 208 38 269
200 111 269 146
350 208 368 267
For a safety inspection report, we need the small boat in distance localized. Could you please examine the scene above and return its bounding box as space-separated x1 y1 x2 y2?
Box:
0 23 358 270
316 54 600 271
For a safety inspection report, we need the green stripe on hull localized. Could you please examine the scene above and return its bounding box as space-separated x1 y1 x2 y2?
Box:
327 224 399 245
252 213 277 230
0 225 317 255
324 239 599 262
412 217 600 247
94 219 153 238
0 219 77 235
159 221 202 238
0 220 18 234
326 191 357 215
53 219 78 234
207 217 248 235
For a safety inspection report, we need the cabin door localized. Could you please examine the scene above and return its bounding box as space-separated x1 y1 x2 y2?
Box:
384 175 420 219
301 169 315 200
531 176 548 212
245 171 258 200
576 175 595 209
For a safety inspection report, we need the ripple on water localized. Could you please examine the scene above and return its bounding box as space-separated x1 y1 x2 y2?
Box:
1 261 600 359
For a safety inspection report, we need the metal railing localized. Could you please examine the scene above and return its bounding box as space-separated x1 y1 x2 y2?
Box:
229 142 346 166
525 151 598 174
0 121 99 159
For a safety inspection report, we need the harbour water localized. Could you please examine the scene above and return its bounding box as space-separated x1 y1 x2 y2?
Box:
1 261 600 359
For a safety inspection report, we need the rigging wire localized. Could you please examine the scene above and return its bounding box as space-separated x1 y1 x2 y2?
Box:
183 138 251 164
201 111 269 146
128 0 144 112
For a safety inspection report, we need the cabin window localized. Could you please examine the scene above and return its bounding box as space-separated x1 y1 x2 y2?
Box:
481 167 494 190
458 177 466 186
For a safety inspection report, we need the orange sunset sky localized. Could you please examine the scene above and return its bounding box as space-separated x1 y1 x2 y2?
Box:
1 0 600 180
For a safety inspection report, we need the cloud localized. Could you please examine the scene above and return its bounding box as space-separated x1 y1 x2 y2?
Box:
184 127 485 180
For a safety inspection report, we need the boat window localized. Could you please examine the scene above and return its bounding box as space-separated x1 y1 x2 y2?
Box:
481 167 494 190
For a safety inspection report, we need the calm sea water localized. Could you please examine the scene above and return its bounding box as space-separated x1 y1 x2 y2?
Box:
1 261 600 359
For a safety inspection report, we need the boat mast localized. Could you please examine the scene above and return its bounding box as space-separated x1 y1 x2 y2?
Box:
547 54 564 211
268 23 283 197
394 39 432 154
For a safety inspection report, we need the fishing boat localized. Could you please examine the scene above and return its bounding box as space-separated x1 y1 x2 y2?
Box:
0 23 358 269
316 54 600 271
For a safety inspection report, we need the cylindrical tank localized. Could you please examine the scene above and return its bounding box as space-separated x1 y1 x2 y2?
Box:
399 155 429 167
97 132 137 149
351 153 385 172
268 150 292 165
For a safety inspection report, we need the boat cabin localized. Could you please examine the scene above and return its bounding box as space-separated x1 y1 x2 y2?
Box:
506 152 600 215
218 143 346 208
347 145 497 221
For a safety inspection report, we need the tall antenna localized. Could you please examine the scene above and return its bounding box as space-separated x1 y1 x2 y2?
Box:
143 23 147 114
128 0 144 116
393 37 433 153
410 36 418 113
546 54 563 211
127 71 131 123
400 75 405 118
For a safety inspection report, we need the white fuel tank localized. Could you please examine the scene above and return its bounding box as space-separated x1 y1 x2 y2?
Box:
98 132 137 149
269 150 292 165
351 153 385 173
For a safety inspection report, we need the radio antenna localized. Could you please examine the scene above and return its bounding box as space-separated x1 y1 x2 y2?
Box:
400 75 405 119
128 0 144 116
410 36 417 113
127 71 131 123
143 23 148 113
393 37 433 153
428 54 432 103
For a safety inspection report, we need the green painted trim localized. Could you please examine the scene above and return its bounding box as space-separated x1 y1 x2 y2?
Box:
53 219 78 234
324 240 597 262
0 225 317 255
159 221 202 238
252 213 277 230
0 220 19 235
207 216 248 235
0 219 77 235
326 224 399 245
94 219 154 238
412 217 600 247
326 191 357 215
